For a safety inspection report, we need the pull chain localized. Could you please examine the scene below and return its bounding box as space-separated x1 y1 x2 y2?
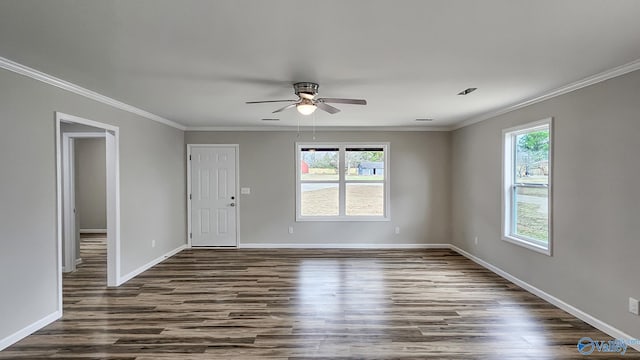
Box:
312 112 316 140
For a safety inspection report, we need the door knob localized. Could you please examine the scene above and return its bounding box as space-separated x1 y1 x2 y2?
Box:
230 203 236 207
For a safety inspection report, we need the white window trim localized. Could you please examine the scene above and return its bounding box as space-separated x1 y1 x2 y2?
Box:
501 118 553 256
296 142 390 222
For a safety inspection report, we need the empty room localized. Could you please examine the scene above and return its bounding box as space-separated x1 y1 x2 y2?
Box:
1 1 639 358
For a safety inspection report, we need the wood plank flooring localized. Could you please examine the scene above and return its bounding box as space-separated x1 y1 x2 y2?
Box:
2 235 637 359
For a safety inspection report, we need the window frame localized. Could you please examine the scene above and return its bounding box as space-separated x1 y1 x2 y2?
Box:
501 118 553 255
295 142 390 222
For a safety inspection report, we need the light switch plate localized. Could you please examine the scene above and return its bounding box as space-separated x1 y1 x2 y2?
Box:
629 297 639 315
241 187 251 195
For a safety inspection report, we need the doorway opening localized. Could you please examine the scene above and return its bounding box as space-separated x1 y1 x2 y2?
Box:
61 132 106 274
55 112 121 314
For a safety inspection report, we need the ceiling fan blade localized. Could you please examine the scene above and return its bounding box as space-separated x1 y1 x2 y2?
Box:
318 98 367 105
316 102 341 114
272 103 297 113
246 99 296 104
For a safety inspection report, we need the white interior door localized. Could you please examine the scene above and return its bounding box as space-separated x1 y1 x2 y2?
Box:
190 146 238 247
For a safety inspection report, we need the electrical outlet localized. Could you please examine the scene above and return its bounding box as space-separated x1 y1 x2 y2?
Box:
395 226 400 234
288 226 294 234
474 236 478 245
151 240 156 248
629 297 639 315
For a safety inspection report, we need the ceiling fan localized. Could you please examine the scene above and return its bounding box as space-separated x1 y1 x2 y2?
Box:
246 82 367 115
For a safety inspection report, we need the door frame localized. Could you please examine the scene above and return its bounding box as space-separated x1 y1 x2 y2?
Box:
55 112 121 310
61 131 106 273
186 144 240 248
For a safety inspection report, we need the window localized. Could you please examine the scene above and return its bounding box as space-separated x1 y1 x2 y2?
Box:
296 143 389 221
502 118 552 255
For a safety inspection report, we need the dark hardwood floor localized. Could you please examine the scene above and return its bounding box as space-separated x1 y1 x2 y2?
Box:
1 235 637 359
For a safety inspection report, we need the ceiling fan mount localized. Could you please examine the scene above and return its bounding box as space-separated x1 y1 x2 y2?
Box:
293 82 319 99
246 82 367 115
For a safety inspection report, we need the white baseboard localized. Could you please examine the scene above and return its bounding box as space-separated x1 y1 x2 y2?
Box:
449 244 640 352
117 244 187 285
238 243 451 249
79 229 107 234
0 310 61 351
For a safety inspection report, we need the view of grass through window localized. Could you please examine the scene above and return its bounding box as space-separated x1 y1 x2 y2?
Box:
514 129 549 242
300 148 338 216
299 146 385 217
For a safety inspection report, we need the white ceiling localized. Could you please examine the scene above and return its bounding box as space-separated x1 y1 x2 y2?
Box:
1 0 640 129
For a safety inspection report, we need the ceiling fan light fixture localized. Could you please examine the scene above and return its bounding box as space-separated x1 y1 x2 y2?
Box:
296 99 317 115
296 103 317 115
247 82 365 115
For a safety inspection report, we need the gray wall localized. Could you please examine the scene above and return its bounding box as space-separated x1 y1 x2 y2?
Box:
75 138 106 230
0 68 186 342
185 131 451 245
451 69 640 337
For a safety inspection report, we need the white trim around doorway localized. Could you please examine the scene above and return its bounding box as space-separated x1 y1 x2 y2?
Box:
55 113 122 319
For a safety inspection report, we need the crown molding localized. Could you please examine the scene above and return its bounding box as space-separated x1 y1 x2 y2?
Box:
185 125 451 132
0 56 186 131
4 54 638 133
452 58 640 130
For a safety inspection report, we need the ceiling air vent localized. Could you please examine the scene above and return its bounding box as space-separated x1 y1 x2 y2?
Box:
457 87 477 95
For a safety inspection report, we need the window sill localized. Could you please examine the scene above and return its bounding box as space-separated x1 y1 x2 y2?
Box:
502 235 552 256
296 216 390 222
